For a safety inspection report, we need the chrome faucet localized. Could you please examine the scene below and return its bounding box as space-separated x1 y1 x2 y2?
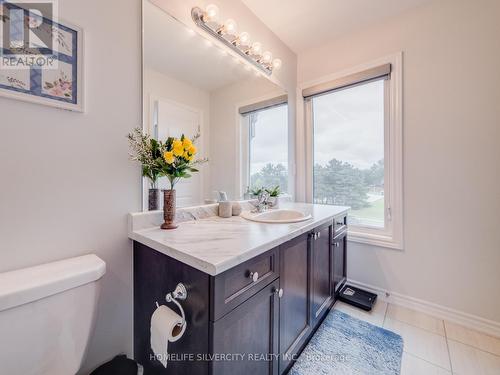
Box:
252 191 270 213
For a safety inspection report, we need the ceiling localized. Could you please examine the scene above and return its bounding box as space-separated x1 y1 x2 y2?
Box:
242 0 434 53
144 1 263 91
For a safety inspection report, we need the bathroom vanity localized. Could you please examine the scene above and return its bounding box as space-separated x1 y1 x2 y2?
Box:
130 203 348 375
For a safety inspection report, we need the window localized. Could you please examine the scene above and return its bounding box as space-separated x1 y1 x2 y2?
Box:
241 102 289 194
313 80 385 228
304 55 403 249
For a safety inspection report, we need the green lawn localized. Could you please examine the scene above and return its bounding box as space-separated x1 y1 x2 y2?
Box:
350 197 384 221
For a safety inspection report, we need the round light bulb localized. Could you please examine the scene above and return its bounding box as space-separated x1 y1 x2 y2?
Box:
223 18 238 36
238 31 251 46
251 42 262 56
262 51 273 64
272 58 282 70
204 4 220 23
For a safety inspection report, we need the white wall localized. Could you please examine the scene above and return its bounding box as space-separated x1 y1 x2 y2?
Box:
0 0 141 372
0 1 296 371
297 0 500 322
143 68 211 200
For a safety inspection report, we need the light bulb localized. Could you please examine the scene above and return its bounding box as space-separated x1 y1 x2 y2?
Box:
251 42 262 56
204 4 220 23
272 58 282 70
262 51 273 64
238 31 251 46
223 19 238 36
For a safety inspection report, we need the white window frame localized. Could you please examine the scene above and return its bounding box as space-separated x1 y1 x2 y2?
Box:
303 53 404 250
236 94 292 199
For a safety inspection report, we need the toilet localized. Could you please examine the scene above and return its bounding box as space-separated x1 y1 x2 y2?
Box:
0 254 106 375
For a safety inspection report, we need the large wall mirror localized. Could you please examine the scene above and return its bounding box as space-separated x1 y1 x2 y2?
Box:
142 0 289 210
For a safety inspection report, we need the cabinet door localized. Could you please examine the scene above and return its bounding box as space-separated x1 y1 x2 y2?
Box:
211 280 280 375
333 231 347 295
310 224 333 325
279 233 311 373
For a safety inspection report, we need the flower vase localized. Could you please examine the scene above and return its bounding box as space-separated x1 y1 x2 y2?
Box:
161 189 178 230
148 188 160 211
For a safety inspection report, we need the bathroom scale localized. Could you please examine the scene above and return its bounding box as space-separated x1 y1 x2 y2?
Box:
338 284 377 311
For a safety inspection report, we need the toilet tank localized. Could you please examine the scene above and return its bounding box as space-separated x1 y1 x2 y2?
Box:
0 254 106 375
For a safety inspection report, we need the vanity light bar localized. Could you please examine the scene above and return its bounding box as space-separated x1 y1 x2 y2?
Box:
191 5 282 76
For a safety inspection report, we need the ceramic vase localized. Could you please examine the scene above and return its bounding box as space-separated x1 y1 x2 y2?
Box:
161 189 178 229
268 196 280 209
148 188 160 211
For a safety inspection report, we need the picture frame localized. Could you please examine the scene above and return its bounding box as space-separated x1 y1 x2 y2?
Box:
0 2 84 112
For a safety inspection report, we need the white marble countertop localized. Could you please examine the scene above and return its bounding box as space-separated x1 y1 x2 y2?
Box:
128 202 349 276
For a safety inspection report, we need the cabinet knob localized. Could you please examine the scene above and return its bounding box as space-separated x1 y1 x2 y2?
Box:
334 242 340 248
249 271 259 282
274 288 284 298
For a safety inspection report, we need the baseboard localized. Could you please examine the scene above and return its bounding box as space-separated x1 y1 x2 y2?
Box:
347 278 500 339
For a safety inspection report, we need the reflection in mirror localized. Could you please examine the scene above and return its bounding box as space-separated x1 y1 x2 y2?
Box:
143 0 288 210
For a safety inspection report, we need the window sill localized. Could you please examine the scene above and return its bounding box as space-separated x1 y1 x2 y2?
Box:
347 229 403 250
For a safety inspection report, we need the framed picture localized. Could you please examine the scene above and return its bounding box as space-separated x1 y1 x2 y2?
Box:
0 1 84 111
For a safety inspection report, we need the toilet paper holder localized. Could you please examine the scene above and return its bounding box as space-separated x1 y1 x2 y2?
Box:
160 283 188 327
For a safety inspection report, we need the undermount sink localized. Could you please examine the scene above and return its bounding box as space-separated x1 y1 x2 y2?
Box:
240 209 312 223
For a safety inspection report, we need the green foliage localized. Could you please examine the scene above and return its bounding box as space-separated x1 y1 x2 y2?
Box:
127 128 164 188
128 127 207 189
313 158 384 210
363 159 384 187
158 132 208 189
250 163 288 193
250 187 264 196
265 185 281 197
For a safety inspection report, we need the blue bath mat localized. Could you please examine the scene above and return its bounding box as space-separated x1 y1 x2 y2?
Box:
289 309 403 375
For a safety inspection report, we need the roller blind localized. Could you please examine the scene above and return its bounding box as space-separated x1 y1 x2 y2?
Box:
302 63 391 99
239 94 288 115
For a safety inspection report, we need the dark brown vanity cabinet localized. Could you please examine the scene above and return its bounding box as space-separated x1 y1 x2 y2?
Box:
310 223 334 325
278 233 311 373
332 215 348 295
133 215 348 375
333 231 347 294
211 279 280 375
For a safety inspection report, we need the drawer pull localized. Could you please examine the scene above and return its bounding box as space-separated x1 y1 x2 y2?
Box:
274 288 284 298
249 271 259 282
334 242 340 248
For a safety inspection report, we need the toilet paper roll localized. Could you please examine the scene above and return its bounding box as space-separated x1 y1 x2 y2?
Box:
150 305 186 368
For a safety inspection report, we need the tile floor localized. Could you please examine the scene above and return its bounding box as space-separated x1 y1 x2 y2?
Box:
333 301 500 374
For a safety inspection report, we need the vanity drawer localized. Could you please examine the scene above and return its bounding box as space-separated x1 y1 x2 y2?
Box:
210 247 280 321
334 215 347 235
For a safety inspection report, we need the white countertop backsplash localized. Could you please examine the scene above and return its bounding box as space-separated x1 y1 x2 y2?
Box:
128 202 349 276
